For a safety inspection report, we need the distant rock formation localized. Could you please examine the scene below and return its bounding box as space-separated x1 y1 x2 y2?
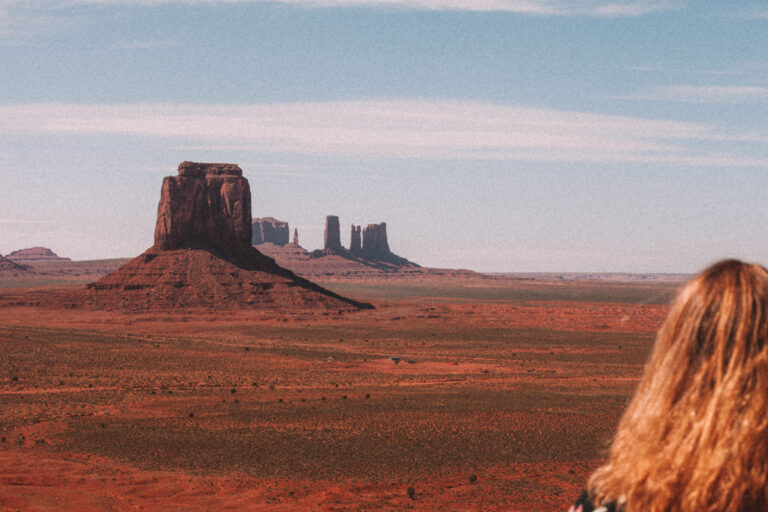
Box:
252 217 290 246
6 247 71 262
293 228 299 246
350 225 362 255
363 223 390 260
324 215 342 252
154 162 251 260
85 162 371 311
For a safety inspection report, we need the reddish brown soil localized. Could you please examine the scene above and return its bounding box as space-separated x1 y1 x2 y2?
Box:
0 276 674 511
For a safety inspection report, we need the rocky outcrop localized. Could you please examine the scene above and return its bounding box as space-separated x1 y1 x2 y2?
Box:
363 223 391 260
252 217 289 246
154 162 251 260
350 225 362 255
324 215 342 252
86 162 371 311
293 228 299 246
6 247 71 262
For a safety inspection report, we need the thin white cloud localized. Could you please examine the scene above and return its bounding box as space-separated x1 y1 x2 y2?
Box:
0 99 764 167
0 218 56 225
627 62 768 77
2 0 680 16
625 85 768 103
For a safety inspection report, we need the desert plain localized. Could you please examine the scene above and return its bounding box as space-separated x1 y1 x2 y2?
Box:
0 269 680 511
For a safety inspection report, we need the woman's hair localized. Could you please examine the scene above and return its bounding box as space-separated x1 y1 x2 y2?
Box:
588 259 768 511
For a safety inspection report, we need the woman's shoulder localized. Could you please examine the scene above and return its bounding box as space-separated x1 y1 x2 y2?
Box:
567 491 619 512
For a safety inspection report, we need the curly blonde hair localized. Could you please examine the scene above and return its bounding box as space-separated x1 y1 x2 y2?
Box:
588 259 768 511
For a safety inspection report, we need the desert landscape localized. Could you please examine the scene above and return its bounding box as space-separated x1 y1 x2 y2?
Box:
0 161 685 511
0 268 679 511
2 2 764 510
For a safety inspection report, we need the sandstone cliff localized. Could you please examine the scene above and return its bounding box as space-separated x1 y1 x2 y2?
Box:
153 162 251 260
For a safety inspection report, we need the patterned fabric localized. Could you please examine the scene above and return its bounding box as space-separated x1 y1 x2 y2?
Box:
567 491 618 512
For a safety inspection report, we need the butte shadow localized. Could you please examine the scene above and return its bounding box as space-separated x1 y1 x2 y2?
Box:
82 162 372 311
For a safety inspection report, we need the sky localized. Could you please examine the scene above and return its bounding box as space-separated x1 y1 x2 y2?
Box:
1 0 767 273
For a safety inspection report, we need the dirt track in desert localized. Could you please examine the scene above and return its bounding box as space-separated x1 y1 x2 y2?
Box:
0 276 677 511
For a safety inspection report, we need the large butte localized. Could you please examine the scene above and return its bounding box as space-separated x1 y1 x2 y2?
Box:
85 162 371 311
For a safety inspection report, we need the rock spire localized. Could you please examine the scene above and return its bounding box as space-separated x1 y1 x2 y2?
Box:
324 215 342 252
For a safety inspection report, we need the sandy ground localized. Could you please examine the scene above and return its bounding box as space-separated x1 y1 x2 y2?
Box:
0 277 673 511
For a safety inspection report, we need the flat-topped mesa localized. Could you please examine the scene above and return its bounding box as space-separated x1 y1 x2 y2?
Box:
350 224 362 255
252 217 290 246
153 161 252 259
177 161 242 177
324 215 342 252
6 247 70 262
363 222 391 260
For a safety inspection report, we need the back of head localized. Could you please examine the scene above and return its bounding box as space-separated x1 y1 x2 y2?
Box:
588 259 768 511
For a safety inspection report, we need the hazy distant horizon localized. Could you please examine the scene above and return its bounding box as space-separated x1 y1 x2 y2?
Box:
2 1 767 273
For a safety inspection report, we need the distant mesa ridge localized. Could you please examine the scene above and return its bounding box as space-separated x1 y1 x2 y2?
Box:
6 247 70 263
251 213 418 276
252 217 290 246
312 216 411 266
84 161 371 311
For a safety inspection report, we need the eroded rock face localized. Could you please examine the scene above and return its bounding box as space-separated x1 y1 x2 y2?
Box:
324 215 342 252
363 222 390 260
350 225 362 255
293 228 299 246
252 217 290 246
154 162 252 258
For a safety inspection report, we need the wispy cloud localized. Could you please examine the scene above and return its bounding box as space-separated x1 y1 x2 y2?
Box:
0 99 764 167
2 0 681 16
627 62 768 77
0 218 56 225
625 85 768 103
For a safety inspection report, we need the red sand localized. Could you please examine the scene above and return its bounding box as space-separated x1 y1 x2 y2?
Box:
0 277 671 511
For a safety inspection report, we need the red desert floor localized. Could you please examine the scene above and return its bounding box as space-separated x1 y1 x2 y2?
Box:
0 277 675 511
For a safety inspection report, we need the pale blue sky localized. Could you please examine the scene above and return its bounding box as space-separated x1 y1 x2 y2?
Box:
1 1 767 272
